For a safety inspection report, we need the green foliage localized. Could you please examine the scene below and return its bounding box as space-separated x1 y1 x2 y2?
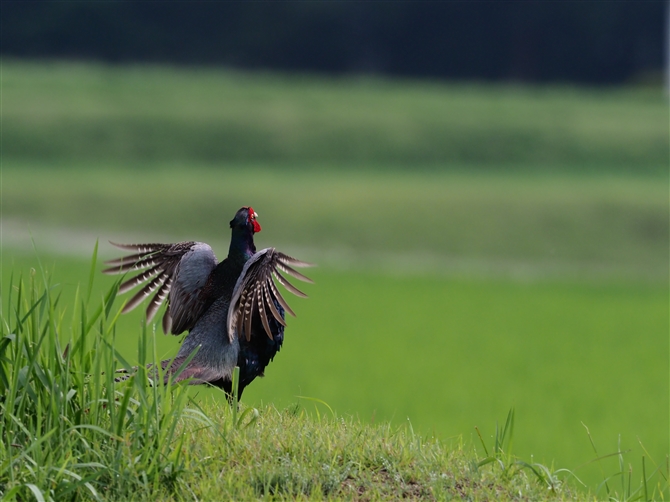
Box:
2 251 667 499
0 251 212 501
3 164 667 495
0 259 588 501
3 61 667 171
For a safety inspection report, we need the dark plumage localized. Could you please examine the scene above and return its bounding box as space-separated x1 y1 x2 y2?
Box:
103 206 313 399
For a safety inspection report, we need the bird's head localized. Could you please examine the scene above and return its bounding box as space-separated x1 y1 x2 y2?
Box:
230 206 262 234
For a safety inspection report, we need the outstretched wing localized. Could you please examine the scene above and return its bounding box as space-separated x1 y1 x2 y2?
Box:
227 248 313 343
103 241 217 334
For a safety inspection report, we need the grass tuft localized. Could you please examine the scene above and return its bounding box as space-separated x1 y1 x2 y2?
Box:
579 422 669 502
0 250 210 500
475 408 574 494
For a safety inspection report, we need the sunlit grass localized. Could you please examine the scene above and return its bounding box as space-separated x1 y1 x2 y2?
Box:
0 247 213 500
2 164 667 495
0 255 610 501
2 249 667 496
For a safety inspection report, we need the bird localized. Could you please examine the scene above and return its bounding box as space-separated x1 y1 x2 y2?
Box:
102 206 313 399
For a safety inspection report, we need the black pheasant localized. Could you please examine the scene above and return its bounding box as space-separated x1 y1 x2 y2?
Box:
103 206 313 399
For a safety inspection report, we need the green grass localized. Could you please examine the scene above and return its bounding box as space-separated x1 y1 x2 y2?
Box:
1 263 593 501
2 60 667 170
0 256 205 500
2 163 667 496
2 250 667 498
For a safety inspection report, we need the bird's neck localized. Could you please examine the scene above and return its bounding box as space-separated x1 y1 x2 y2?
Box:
228 228 256 262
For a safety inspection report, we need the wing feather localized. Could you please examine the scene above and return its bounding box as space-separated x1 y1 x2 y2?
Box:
263 282 286 326
105 241 217 334
276 253 315 268
122 273 167 315
244 290 254 342
276 262 314 284
267 275 296 317
146 277 172 322
274 270 308 298
227 248 313 342
108 242 167 253
103 255 161 274
118 264 163 294
256 283 273 340
104 252 152 267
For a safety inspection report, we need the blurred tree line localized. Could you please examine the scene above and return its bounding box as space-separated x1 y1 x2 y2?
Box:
2 1 665 85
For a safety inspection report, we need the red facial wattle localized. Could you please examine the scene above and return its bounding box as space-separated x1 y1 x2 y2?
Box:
248 207 262 233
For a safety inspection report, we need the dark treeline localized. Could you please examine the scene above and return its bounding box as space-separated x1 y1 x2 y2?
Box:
2 1 666 85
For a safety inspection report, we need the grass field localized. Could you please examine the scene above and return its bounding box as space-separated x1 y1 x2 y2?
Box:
3 60 667 170
3 168 667 494
0 271 582 500
4 164 667 280
1 61 668 498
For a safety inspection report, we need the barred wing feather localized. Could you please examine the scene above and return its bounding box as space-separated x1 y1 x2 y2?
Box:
227 248 313 343
103 241 217 335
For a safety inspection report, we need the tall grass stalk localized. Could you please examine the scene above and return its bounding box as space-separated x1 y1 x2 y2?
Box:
0 248 212 501
579 422 669 501
474 408 576 493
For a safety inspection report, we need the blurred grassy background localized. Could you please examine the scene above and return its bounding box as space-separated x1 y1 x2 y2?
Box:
2 60 668 492
4 164 667 279
4 61 667 170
